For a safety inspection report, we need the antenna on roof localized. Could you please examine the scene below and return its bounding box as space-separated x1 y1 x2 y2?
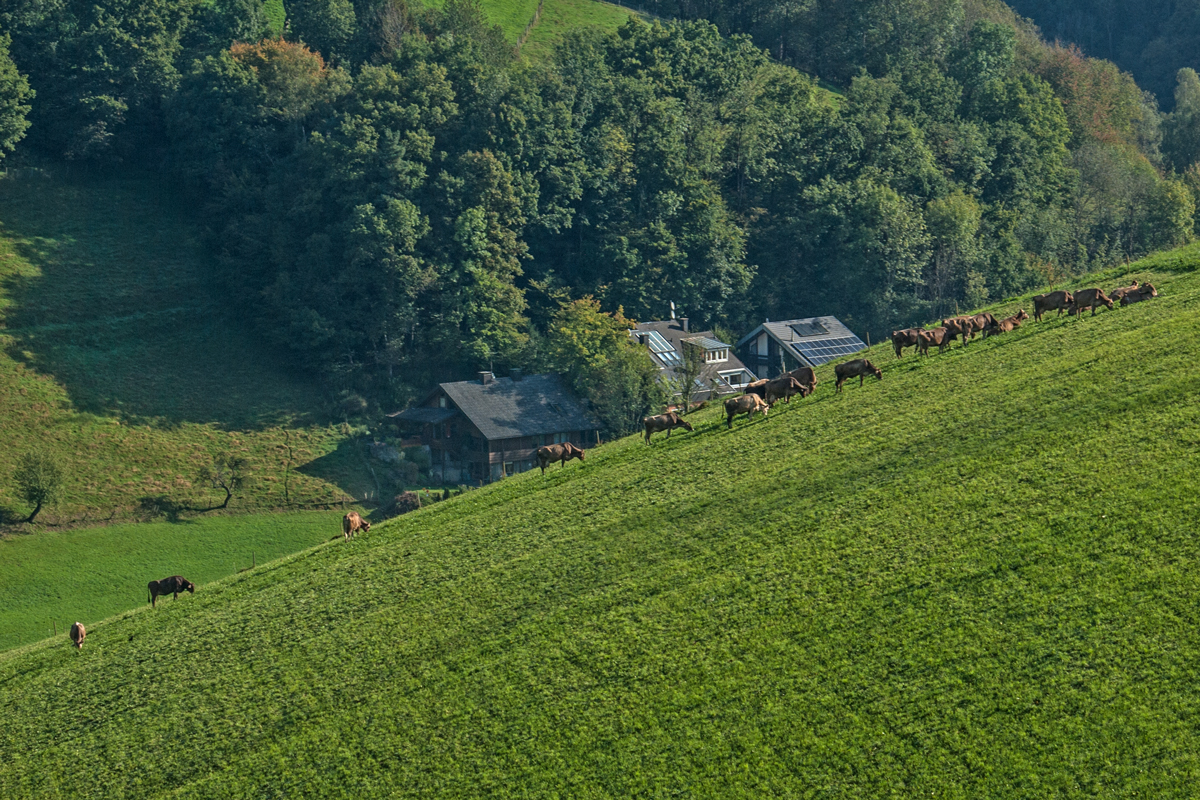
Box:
669 301 676 320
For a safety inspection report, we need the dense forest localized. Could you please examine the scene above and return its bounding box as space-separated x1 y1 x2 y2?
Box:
2 0 1200 430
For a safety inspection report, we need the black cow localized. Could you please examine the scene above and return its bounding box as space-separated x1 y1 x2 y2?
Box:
148 576 195 608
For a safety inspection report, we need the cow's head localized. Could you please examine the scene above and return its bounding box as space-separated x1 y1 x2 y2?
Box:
1144 283 1158 297
186 582 195 594
680 419 695 432
362 521 371 533
872 366 883 380
1016 309 1029 321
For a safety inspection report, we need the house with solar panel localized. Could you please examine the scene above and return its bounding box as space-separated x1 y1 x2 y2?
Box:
736 317 868 379
631 318 757 401
388 371 601 484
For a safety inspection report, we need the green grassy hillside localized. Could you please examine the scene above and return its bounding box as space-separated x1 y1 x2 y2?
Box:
0 171 374 524
3 250 1200 796
0 511 346 650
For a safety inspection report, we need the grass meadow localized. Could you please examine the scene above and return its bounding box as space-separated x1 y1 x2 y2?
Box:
2 250 1199 796
0 511 346 650
0 170 374 524
520 0 634 58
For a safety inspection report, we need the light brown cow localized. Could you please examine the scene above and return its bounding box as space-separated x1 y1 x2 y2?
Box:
1120 283 1158 305
69 622 86 650
984 309 1029 337
918 327 950 355
1033 290 1074 321
835 359 882 392
1068 288 1114 317
537 442 585 474
891 328 922 358
643 412 693 443
724 393 769 428
785 366 818 396
342 511 370 540
765 376 805 405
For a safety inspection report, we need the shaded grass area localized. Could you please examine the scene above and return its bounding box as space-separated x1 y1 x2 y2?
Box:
0 171 374 522
2 251 1200 795
0 511 347 650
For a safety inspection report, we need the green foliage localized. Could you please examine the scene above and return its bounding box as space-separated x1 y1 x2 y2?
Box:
0 35 33 161
13 451 62 523
1162 68 1200 172
198 453 252 508
3 250 1200 795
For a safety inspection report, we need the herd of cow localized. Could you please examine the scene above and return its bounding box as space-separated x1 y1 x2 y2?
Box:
892 280 1158 358
64 279 1159 650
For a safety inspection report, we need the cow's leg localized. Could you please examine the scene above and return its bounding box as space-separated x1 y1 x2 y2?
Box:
859 375 865 387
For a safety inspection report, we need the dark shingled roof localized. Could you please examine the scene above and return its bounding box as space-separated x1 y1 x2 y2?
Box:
388 406 459 425
438 374 600 440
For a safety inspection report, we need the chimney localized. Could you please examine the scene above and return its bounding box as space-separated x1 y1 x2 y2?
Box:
510 368 523 381
479 371 494 385
680 317 689 332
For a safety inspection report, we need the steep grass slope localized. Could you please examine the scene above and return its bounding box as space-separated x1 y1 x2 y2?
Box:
3 253 1200 796
0 511 346 650
0 171 372 523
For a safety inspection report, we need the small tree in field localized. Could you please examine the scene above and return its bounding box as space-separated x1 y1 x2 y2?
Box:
199 453 251 509
14 451 63 523
673 339 707 413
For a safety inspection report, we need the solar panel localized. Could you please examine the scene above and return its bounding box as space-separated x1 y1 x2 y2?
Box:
790 320 828 338
644 331 682 366
790 336 866 366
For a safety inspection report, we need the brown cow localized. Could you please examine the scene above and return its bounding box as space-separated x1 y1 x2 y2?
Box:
1068 287 1114 316
917 327 950 355
1120 283 1158 305
537 442 585 474
643 412 694 443
743 378 769 400
69 622 86 650
1108 281 1140 303
765 376 805 405
724 393 769 428
835 359 882 392
984 309 1029 337
785 366 818 396
148 575 195 608
967 313 996 339
941 316 977 346
1033 290 1074 321
891 328 922 358
342 511 370 540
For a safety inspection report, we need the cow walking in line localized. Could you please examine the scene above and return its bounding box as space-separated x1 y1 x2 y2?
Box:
69 622 86 650
1033 290 1073 321
835 359 882 392
148 576 195 608
342 511 370 540
891 328 922 358
1068 288 1114 317
724 394 769 428
764 376 805 405
537 442 585 474
918 327 950 356
643 412 694 443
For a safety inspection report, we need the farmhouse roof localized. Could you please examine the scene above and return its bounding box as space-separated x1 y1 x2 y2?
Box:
631 320 756 390
393 373 600 441
736 316 866 367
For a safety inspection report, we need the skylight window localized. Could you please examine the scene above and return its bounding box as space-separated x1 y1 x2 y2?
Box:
644 330 682 367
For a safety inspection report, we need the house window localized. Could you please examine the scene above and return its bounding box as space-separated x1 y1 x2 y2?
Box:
553 432 565 444
438 396 447 408
504 461 515 477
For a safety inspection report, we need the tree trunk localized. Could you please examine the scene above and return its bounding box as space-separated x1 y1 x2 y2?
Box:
220 484 232 509
25 500 43 524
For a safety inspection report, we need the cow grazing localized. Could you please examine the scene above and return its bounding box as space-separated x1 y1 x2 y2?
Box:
342 511 370 540
984 309 1029 337
743 379 769 399
1033 290 1074 321
917 327 950 355
643 412 694 443
1069 287 1114 316
148 575 195 608
765 376 805 405
835 359 882 392
1108 281 1140 303
891 328 922 358
1120 283 1158 305
785 366 818 396
941 316 977 346
69 622 86 650
537 442 585 474
724 393 769 428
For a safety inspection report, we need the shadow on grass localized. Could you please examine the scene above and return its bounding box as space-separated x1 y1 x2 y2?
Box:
0 172 330 431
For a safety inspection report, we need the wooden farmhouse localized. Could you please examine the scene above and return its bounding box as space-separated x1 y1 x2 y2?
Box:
389 372 601 484
736 316 867 379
